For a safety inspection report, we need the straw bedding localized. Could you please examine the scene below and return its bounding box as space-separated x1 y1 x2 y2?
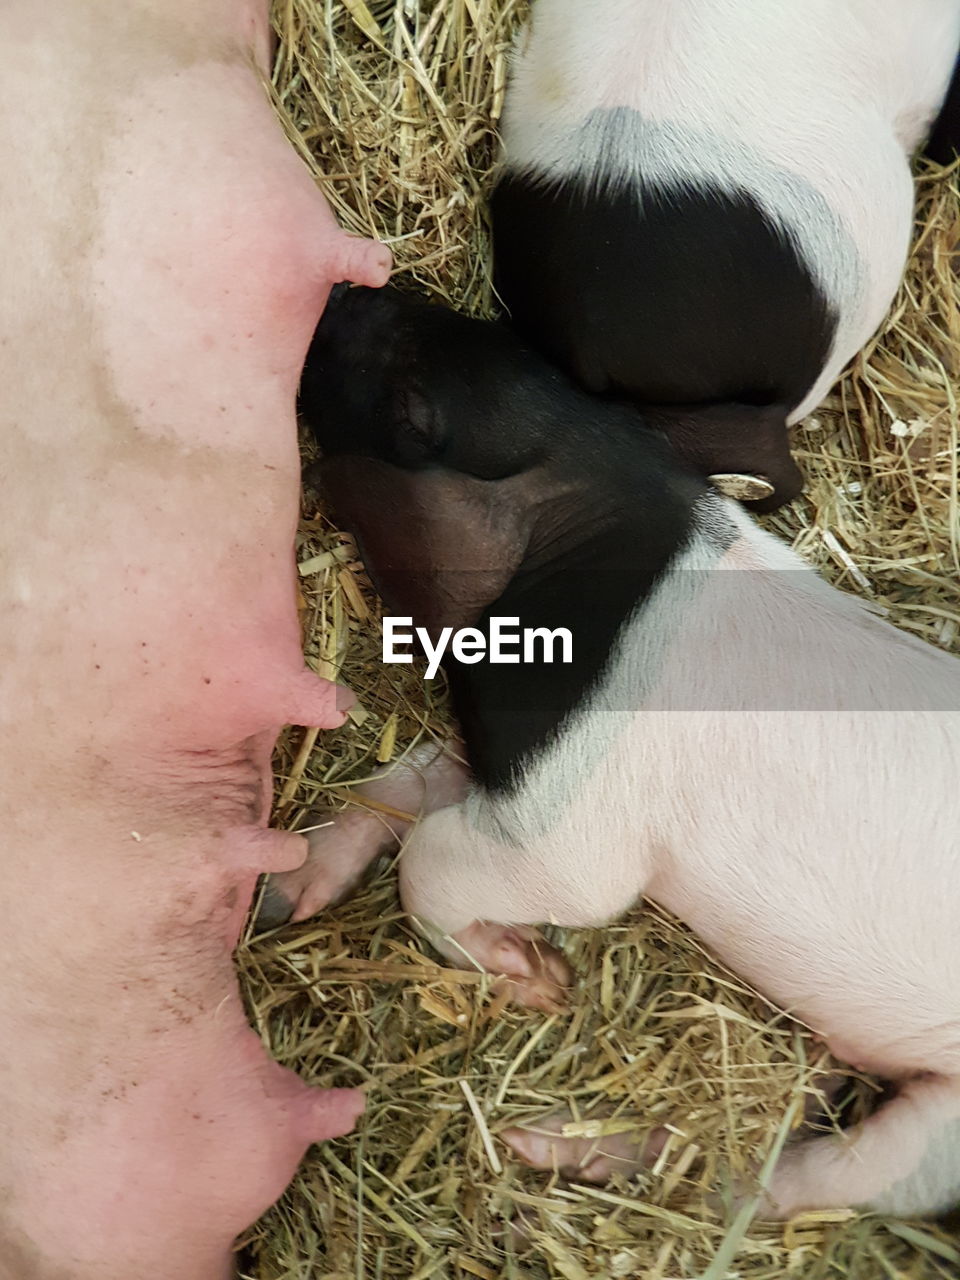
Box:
238 3 960 1276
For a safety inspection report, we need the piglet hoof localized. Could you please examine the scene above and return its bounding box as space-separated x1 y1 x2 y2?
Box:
501 1108 667 1182
255 875 298 931
443 921 574 1014
255 812 383 932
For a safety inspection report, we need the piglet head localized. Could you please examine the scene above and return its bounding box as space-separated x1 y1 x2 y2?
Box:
299 287 704 786
305 286 554 476
299 286 594 638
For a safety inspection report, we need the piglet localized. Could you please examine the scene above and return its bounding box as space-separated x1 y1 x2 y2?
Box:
491 0 960 508
271 285 960 1219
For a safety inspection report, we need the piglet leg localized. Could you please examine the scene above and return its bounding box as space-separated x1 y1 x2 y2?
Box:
502 1077 851 1189
263 748 574 1010
258 742 468 928
760 1074 960 1218
396 804 643 1010
505 1077 960 1217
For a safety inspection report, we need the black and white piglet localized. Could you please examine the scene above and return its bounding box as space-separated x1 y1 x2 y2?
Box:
491 0 960 507
265 285 960 1220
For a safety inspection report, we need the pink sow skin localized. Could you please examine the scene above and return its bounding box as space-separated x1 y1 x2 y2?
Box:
0 2 390 1277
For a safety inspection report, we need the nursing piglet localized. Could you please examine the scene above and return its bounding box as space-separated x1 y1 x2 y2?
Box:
272 285 960 1219
492 0 960 508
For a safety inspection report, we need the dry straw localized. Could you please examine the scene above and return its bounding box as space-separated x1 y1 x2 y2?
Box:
239 3 960 1276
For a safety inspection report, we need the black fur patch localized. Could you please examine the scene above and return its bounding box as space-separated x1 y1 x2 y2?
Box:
925 53 960 164
491 171 837 417
448 496 697 793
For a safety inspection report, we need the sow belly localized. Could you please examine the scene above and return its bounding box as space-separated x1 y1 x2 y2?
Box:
0 3 388 1276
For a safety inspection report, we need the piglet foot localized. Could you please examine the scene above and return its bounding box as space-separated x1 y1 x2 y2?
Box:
740 1074 960 1220
425 921 574 1014
256 809 393 930
502 1108 667 1182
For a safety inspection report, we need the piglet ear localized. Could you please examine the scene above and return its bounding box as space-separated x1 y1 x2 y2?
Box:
645 401 803 513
